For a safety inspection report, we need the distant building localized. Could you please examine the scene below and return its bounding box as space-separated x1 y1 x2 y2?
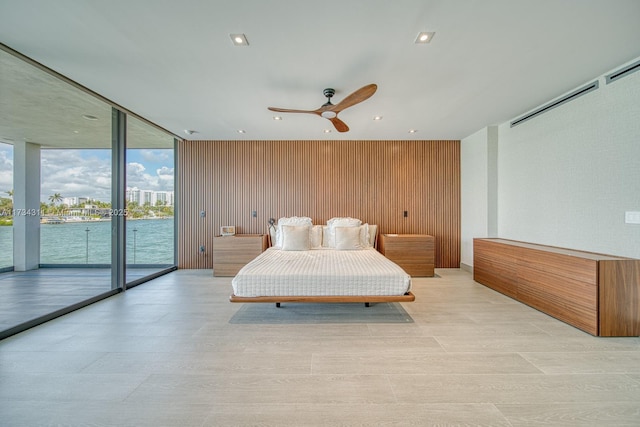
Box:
153 191 174 206
126 187 174 206
62 196 90 206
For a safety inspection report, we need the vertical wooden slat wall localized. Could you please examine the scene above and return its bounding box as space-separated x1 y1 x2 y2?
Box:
178 140 460 269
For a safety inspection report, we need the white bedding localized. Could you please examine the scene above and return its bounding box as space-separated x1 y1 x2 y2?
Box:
232 247 411 297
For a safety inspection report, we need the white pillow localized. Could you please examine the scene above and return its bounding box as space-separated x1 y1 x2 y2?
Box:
325 217 362 248
366 224 378 247
327 217 362 228
359 223 371 247
281 225 311 251
335 226 364 250
275 216 312 247
322 225 331 248
310 225 323 248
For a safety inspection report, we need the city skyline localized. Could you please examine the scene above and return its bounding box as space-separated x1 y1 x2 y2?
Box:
61 188 175 208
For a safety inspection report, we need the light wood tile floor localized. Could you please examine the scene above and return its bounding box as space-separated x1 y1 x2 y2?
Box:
1 268 639 426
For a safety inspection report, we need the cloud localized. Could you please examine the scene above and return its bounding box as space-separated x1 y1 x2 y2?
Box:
41 149 112 201
0 145 12 192
127 162 146 175
126 162 174 191
139 149 171 163
3 147 174 202
157 166 174 185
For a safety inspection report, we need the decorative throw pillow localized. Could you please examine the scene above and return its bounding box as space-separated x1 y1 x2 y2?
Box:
275 216 312 247
334 226 364 250
326 217 362 247
281 225 311 251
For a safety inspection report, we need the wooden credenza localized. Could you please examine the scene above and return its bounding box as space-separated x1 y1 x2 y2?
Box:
473 238 640 336
212 234 268 277
378 234 435 277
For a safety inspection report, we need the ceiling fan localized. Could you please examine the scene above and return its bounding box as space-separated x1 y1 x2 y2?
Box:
268 83 377 132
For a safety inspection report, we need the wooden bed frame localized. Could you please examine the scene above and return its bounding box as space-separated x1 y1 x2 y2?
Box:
229 222 415 307
229 292 415 307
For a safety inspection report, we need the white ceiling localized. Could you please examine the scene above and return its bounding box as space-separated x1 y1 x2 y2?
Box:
1 0 639 142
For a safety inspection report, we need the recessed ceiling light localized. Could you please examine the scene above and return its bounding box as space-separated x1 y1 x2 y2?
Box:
323 129 332 133
184 129 198 135
408 129 418 133
237 129 246 134
230 33 249 46
415 32 435 44
82 114 98 121
273 116 282 121
373 116 383 121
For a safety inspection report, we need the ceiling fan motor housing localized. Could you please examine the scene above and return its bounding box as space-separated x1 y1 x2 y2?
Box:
323 88 335 99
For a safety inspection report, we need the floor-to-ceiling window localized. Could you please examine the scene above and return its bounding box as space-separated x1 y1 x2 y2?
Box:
125 117 175 285
0 142 13 272
0 45 178 338
40 148 113 266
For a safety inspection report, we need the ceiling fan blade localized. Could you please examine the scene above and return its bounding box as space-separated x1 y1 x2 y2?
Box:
268 106 319 115
329 117 349 132
330 84 377 113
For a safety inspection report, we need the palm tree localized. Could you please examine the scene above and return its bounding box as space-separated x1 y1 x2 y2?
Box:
48 193 63 204
5 189 12 199
48 193 63 214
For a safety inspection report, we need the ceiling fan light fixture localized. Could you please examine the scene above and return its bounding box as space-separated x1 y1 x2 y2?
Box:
230 33 249 46
267 84 377 133
415 32 435 44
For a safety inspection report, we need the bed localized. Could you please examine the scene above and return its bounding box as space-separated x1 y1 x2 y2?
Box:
229 217 414 305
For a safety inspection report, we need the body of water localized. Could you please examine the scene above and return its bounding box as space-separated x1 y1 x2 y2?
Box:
0 218 174 267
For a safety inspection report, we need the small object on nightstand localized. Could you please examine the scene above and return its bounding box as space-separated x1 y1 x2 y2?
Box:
220 225 236 236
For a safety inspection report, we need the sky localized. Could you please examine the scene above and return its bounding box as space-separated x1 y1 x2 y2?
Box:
0 142 174 203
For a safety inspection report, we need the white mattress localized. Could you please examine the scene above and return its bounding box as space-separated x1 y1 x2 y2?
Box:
232 247 411 297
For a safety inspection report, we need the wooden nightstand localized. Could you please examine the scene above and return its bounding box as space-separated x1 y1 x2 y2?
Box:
212 234 268 277
378 234 435 277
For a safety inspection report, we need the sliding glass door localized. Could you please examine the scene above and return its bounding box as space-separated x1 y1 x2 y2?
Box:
125 117 176 285
0 143 13 271
0 45 178 338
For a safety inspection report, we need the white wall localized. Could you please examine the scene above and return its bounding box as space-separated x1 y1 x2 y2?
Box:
460 127 495 268
461 57 640 264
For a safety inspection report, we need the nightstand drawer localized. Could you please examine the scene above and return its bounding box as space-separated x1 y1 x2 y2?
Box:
212 234 268 277
378 234 435 277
